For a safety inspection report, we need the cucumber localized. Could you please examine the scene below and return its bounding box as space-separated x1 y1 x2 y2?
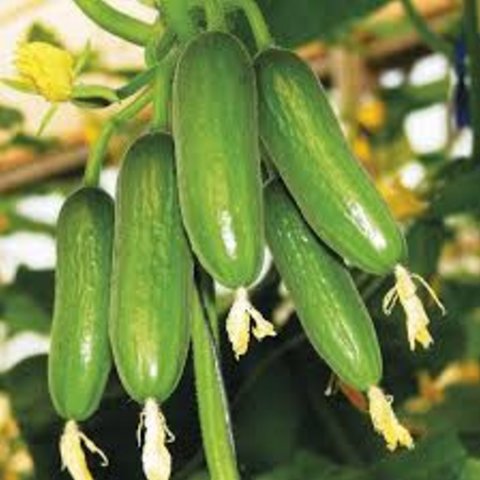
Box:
48 187 113 421
173 31 264 288
264 180 382 391
256 48 406 276
110 133 193 404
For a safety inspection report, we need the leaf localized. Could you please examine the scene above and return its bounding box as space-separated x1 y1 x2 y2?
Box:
370 433 470 480
26 22 64 48
0 104 24 130
254 0 391 47
429 168 480 218
4 356 61 478
234 358 302 472
406 220 447 278
255 451 367 480
0 268 54 335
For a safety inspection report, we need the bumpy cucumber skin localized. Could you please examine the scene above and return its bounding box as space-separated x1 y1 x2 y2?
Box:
256 48 406 276
110 133 193 404
48 187 113 421
265 181 382 391
173 32 264 288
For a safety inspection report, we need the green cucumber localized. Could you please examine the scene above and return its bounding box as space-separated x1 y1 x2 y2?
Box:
110 133 193 404
264 180 382 391
256 48 406 276
48 187 113 421
173 31 264 288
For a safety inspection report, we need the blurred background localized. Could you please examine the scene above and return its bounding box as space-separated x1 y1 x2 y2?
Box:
1 0 480 479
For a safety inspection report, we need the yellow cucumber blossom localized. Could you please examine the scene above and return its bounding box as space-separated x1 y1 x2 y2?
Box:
383 265 446 351
406 361 480 413
60 420 108 480
138 399 173 480
356 97 386 132
226 287 276 360
367 386 414 452
15 42 74 102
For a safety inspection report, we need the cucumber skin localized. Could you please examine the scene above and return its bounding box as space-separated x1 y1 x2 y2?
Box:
265 180 382 391
256 48 406 276
173 32 264 288
48 187 113 421
110 133 193 404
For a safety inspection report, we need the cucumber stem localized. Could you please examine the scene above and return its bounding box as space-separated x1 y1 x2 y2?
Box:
83 89 153 187
152 51 179 132
464 0 480 162
161 0 198 41
400 0 453 59
204 0 228 31
232 0 273 51
72 0 155 46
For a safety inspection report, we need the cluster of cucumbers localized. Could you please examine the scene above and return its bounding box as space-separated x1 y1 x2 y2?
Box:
47 3 431 478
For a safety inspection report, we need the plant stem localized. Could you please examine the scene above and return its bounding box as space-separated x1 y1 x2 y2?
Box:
193 266 240 480
465 0 480 162
152 50 178 131
161 0 198 41
401 0 453 59
83 89 153 187
204 0 227 31
73 0 154 45
232 0 273 50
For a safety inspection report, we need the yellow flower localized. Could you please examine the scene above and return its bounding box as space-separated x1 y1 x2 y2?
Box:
357 97 386 132
377 178 427 221
352 134 373 165
226 288 276 360
368 386 414 451
383 265 446 351
15 42 74 102
406 361 480 413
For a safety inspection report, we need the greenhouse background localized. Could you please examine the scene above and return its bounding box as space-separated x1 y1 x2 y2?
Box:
1 0 480 479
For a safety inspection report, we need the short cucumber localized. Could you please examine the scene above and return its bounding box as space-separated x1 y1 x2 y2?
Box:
173 31 264 288
256 48 406 276
110 133 193 404
48 187 113 421
264 180 382 391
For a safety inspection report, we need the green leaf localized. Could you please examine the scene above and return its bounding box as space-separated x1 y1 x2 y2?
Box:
0 268 54 336
252 0 391 47
429 168 480 218
0 104 24 130
406 219 447 278
26 22 64 48
235 359 302 471
255 451 367 480
371 433 470 480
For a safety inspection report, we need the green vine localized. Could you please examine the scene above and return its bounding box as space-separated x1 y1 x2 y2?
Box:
83 89 153 187
401 0 453 59
231 0 273 51
204 0 228 31
152 50 179 131
161 0 198 41
73 0 155 45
